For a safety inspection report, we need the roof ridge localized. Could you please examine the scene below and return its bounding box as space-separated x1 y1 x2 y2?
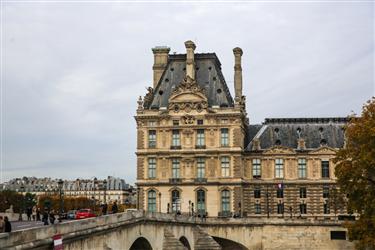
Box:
264 117 348 124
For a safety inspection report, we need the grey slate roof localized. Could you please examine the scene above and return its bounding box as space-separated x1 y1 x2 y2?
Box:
147 53 234 109
246 117 347 151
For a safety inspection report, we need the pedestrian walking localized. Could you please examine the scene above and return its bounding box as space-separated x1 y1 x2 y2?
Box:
0 216 5 233
26 207 32 221
32 206 37 221
111 201 118 214
36 207 41 221
49 210 56 225
42 210 49 225
102 203 108 215
4 216 11 233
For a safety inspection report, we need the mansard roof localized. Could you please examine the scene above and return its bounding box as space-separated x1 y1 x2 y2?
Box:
146 53 234 109
246 117 348 151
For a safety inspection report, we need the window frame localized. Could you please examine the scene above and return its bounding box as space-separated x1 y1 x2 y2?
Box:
275 159 284 178
148 130 156 148
196 158 205 178
298 158 307 179
299 187 307 198
220 128 229 147
148 158 156 179
252 159 261 178
147 190 157 212
172 129 181 147
221 190 230 212
221 156 230 177
321 160 330 178
172 158 180 178
196 129 205 147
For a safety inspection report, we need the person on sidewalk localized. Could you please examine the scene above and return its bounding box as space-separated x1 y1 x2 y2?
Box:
0 216 5 233
4 216 11 233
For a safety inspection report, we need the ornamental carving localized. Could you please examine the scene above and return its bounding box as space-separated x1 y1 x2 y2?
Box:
168 76 208 113
182 115 195 125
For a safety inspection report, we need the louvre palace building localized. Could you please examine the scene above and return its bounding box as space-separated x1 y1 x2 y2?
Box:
135 41 347 218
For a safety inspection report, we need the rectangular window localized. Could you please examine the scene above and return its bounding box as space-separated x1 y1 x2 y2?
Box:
275 159 284 178
172 130 180 147
322 160 330 178
148 130 156 148
221 190 230 212
324 202 330 214
255 203 261 214
173 120 179 126
298 158 307 179
323 185 330 198
172 159 180 178
277 188 284 198
149 121 156 126
300 187 307 198
221 128 229 147
254 186 261 198
221 156 230 177
252 159 261 178
277 203 284 214
330 231 346 240
197 119 204 125
148 158 156 178
300 203 307 214
196 129 205 147
197 158 205 178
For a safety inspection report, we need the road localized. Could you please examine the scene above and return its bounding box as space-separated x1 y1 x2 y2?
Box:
11 220 70 231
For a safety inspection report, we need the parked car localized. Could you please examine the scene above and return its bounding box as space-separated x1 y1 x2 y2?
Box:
67 210 77 220
75 209 96 219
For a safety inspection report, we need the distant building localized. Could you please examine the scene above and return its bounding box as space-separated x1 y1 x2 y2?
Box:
135 40 348 218
1 176 136 205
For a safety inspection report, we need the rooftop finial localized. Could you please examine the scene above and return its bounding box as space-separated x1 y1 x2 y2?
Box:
185 40 196 80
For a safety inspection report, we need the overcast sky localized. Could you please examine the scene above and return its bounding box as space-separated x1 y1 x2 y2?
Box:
1 2 374 184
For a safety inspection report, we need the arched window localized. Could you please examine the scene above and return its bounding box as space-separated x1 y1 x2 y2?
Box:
148 190 156 212
197 189 206 215
221 190 230 213
171 190 181 213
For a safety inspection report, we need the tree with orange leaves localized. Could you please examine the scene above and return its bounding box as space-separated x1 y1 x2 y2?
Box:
334 97 375 250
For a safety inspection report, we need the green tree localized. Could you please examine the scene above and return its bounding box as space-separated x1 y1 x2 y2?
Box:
334 97 375 249
0 190 23 213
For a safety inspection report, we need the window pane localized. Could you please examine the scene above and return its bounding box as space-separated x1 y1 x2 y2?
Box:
298 158 306 178
148 158 156 178
221 128 229 146
221 157 230 177
172 159 180 178
321 161 330 178
221 190 230 212
197 158 205 178
252 159 261 178
148 130 156 148
148 190 156 212
275 159 284 178
172 130 180 146
197 190 205 213
196 129 205 146
255 203 261 214
172 190 180 212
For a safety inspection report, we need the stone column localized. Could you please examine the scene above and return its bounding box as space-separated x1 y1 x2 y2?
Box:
233 47 243 103
185 40 196 80
152 46 170 88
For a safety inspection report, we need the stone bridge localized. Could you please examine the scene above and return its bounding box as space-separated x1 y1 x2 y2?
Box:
0 211 354 250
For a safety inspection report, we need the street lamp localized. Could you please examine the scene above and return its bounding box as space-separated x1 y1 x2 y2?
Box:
58 179 64 222
19 184 25 221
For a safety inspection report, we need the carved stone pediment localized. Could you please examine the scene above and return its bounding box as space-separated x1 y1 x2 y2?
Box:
182 115 195 125
309 146 337 155
168 76 208 113
263 146 296 155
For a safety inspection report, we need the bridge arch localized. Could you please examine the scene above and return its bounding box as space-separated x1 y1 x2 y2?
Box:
212 236 248 250
129 237 153 250
179 236 191 250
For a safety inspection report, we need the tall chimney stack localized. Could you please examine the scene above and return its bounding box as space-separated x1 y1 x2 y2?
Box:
233 47 243 103
152 46 170 88
184 40 196 80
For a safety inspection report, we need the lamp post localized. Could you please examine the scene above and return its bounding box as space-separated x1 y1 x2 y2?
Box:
158 192 161 213
19 184 25 221
58 179 64 222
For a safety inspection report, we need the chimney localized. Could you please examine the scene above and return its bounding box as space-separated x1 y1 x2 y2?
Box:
233 47 243 103
184 40 196 80
152 46 170 88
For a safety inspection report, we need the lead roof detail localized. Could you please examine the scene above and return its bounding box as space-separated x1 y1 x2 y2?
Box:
145 53 234 109
246 117 347 151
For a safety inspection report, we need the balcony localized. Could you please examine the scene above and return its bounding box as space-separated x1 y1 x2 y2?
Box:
169 178 182 184
218 211 232 218
194 178 207 183
170 145 182 150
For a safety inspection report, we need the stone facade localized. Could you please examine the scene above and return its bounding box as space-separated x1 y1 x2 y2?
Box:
135 41 348 219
